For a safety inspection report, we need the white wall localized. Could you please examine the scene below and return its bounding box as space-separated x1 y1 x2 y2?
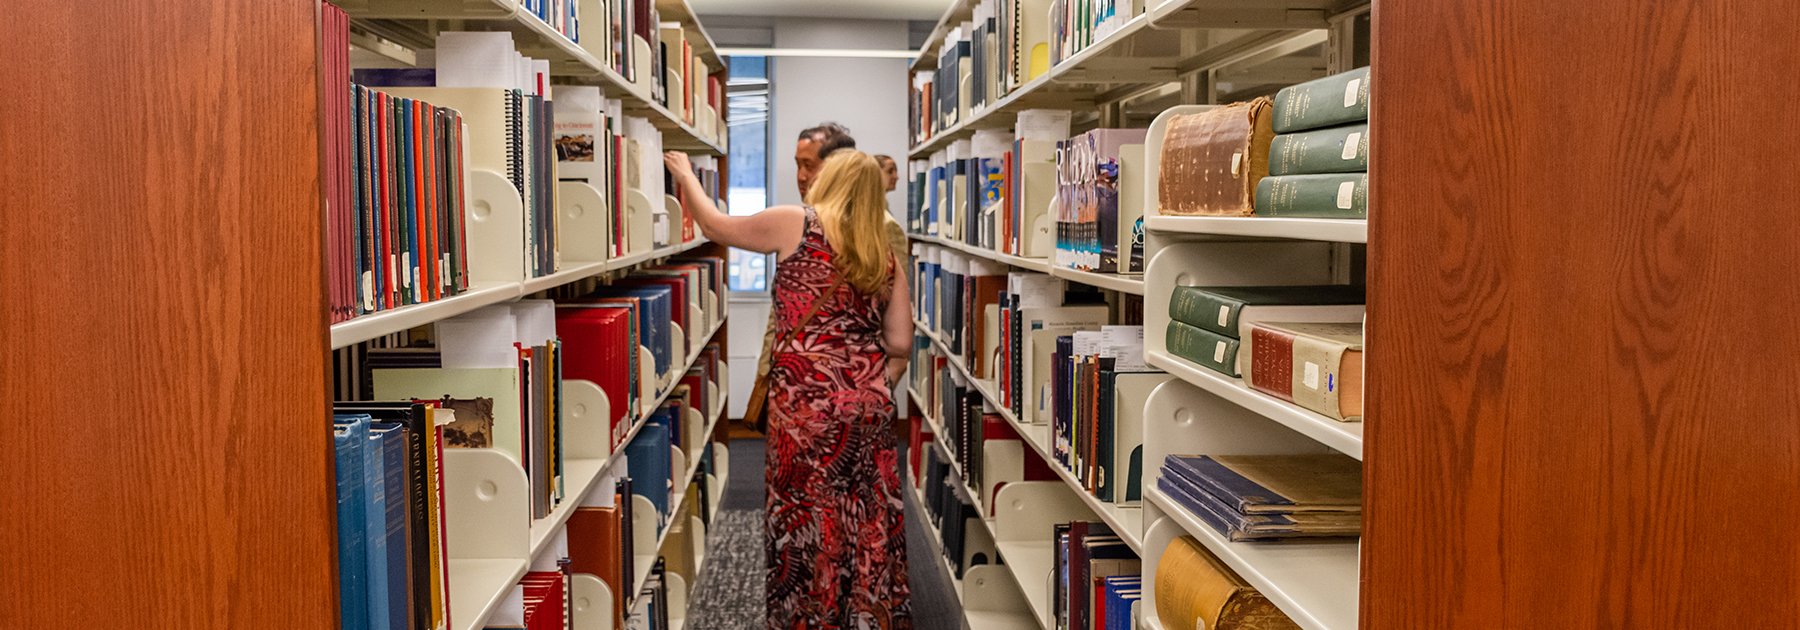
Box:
771 18 912 216
726 17 913 421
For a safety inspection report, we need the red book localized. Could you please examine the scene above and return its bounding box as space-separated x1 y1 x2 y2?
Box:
557 306 638 444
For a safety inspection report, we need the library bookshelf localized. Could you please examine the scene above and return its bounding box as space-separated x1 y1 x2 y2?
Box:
903 1 1800 630
3 0 732 627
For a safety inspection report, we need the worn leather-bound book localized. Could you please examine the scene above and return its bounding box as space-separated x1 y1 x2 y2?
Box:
1155 535 1302 630
1157 98 1275 217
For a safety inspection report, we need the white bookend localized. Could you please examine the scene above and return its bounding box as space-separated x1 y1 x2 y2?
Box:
562 379 613 460
559 181 613 264
570 574 616 630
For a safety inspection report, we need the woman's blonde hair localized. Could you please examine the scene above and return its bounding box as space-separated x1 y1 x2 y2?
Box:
805 150 893 295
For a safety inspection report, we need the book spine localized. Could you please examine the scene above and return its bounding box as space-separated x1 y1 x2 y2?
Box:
1266 123 1368 176
1254 173 1368 219
380 430 410 630
362 431 389 630
333 426 369 630
1245 324 1296 403
1271 66 1371 133
1164 320 1239 377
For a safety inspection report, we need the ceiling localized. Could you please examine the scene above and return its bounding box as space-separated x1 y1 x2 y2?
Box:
690 0 952 21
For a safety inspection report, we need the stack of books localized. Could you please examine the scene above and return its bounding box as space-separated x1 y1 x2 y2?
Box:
567 474 639 629
1046 329 1164 505
1164 285 1364 381
1100 575 1142 630
1257 67 1372 219
1157 454 1361 541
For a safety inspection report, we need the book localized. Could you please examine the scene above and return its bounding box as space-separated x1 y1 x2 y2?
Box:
1242 321 1365 420
1098 371 1169 505
1167 285 1366 339
1164 320 1240 377
373 423 411 630
1271 66 1370 134
1055 128 1147 272
1158 472 1359 540
333 402 444 630
1267 123 1368 175
332 417 371 630
1254 173 1368 219
1156 98 1275 217
1154 535 1301 630
1165 454 1361 514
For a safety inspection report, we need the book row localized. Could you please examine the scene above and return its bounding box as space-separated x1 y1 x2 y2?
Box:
1164 285 1365 422
904 67 1373 277
909 0 1095 145
324 5 473 323
1158 67 1372 219
323 22 725 324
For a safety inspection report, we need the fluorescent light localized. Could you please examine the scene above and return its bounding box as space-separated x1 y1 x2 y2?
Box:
719 47 919 59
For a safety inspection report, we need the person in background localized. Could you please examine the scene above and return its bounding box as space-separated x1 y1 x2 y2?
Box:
874 154 899 193
665 148 913 629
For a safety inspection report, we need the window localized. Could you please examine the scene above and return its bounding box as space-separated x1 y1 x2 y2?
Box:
726 55 773 293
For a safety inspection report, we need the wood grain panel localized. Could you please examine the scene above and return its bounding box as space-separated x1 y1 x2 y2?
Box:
1365 1 1800 629
0 1 334 628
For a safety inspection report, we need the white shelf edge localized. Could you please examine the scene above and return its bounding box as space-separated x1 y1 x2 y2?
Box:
909 233 1057 276
1048 267 1145 295
332 239 715 350
915 322 1143 553
1145 486 1359 630
331 281 523 349
1143 216 1367 244
448 557 531 630
1144 348 1363 460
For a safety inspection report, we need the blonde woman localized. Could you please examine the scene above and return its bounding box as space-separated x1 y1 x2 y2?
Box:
664 149 913 630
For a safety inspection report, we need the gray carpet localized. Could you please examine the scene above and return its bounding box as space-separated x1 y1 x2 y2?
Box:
684 437 962 630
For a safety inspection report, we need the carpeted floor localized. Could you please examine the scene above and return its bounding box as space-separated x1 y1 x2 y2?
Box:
684 437 963 630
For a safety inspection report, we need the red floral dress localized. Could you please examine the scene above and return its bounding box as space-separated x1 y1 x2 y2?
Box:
765 207 911 630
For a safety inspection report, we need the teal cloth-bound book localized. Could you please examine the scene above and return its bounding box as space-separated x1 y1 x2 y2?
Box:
373 423 410 630
332 415 370 630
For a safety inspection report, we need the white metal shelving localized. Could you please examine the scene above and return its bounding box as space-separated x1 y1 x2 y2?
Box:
331 237 713 349
343 0 725 153
1146 486 1358 630
914 320 1145 553
1144 216 1367 244
1145 348 1363 460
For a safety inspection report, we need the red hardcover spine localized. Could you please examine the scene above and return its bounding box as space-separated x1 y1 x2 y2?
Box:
1247 324 1297 403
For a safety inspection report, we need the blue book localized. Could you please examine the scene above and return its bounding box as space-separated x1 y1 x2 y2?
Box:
373 423 410 630
625 421 673 530
332 417 370 630
401 98 418 303
591 285 673 378
344 416 389 630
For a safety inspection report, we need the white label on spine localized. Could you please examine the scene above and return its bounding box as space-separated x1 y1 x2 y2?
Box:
361 272 374 311
1344 78 1361 107
1337 181 1356 209
1217 305 1230 327
1342 132 1363 159
1304 361 1321 389
402 253 412 287
1213 341 1227 363
1230 152 1242 175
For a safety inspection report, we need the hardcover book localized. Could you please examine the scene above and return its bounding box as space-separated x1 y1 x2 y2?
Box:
1168 285 1366 339
1271 66 1370 134
1155 535 1301 630
1254 173 1368 219
1242 321 1365 421
1157 98 1274 217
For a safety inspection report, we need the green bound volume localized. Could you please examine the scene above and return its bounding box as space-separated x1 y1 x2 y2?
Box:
1166 320 1240 377
1271 67 1370 133
1255 173 1367 219
1168 285 1367 338
1267 123 1368 175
